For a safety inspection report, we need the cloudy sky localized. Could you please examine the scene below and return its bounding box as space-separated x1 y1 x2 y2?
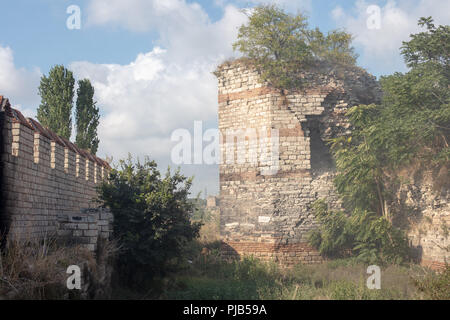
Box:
1 0 449 196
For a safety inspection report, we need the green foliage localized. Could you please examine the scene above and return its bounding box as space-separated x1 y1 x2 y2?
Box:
308 200 353 258
37 65 75 139
167 257 286 300
162 254 420 300
401 17 450 71
309 18 449 265
308 28 358 65
309 200 409 265
75 79 100 154
330 105 389 217
97 156 201 287
232 5 357 89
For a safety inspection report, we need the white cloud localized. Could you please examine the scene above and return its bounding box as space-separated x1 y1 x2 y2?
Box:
88 0 211 33
70 47 218 146
75 1 248 195
238 0 312 13
0 46 41 117
332 0 450 75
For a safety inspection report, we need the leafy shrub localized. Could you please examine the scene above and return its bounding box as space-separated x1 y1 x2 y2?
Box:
309 200 410 265
97 156 201 287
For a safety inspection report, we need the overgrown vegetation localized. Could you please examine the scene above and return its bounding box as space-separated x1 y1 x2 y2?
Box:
232 5 357 89
413 264 450 300
141 214 433 300
106 14 449 300
0 237 100 299
97 156 201 290
162 255 437 300
107 209 444 300
308 17 449 264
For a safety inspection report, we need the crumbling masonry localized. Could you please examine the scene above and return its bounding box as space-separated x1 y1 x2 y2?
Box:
215 60 449 269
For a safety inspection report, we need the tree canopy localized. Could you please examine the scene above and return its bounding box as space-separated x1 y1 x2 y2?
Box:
232 5 358 89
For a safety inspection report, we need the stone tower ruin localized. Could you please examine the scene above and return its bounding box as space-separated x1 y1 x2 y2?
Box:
215 60 382 266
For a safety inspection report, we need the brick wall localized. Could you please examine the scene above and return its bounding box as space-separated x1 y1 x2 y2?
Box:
215 60 381 266
0 96 112 247
57 208 114 251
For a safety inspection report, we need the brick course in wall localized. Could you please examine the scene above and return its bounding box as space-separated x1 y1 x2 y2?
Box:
215 60 449 270
0 96 112 248
221 241 323 267
214 60 382 266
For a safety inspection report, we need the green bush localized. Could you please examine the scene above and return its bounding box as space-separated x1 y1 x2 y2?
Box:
309 200 409 265
97 156 201 287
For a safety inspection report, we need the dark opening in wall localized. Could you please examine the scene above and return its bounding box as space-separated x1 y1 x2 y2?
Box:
303 117 334 173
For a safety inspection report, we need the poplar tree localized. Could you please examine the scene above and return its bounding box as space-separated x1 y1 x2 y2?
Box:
75 79 100 154
37 65 75 139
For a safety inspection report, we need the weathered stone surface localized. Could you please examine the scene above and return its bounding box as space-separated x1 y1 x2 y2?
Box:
0 96 112 251
392 168 450 270
216 61 449 269
215 60 381 266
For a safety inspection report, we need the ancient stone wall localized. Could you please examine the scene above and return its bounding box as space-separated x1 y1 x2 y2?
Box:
216 60 449 269
393 168 450 270
0 96 112 247
215 60 381 266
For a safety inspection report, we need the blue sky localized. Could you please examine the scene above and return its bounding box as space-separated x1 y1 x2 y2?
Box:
1 0 449 196
2 0 353 73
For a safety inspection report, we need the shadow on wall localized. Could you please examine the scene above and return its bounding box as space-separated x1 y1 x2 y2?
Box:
303 117 335 173
220 241 240 261
0 98 10 249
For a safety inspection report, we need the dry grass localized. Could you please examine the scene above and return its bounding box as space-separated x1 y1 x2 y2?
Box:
0 236 114 300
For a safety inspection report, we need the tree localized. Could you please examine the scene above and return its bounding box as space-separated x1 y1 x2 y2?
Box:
75 79 100 154
232 5 357 89
97 156 201 286
308 18 450 264
401 17 450 71
37 65 75 139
